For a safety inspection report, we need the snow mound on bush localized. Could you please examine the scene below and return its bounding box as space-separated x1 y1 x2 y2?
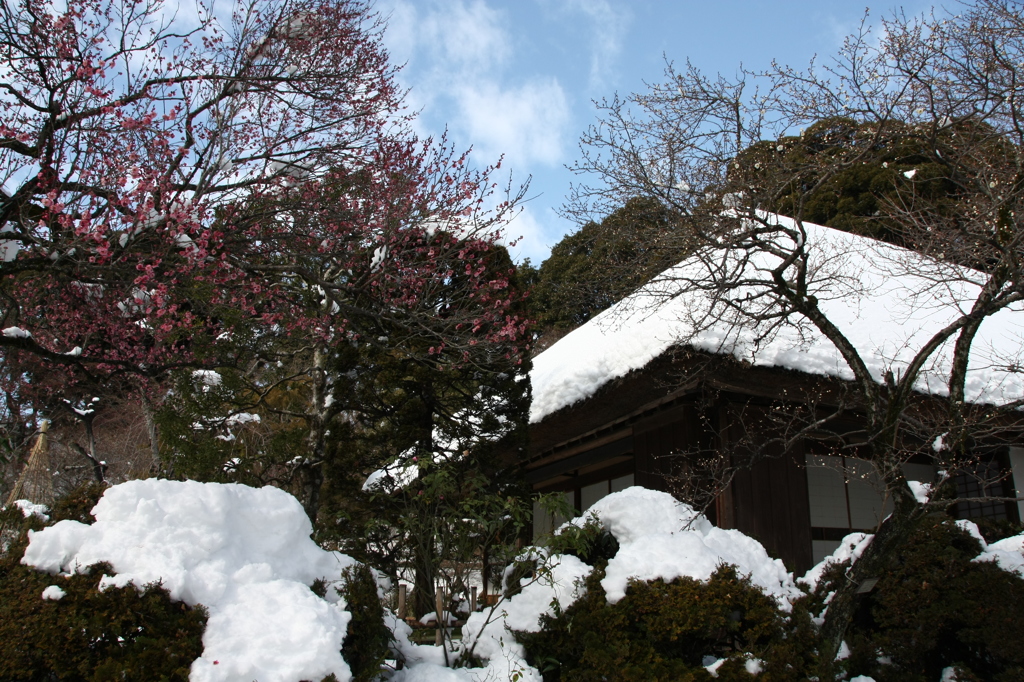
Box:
800 532 873 592
576 487 802 608
966 520 1024 578
440 487 800 680
457 553 591 681
21 479 357 682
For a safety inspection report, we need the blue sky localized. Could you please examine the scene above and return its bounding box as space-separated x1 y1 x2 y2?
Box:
377 0 935 264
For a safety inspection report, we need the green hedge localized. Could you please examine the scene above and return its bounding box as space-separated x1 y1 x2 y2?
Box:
0 499 207 681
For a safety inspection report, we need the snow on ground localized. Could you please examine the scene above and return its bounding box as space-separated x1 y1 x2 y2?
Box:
530 215 1024 422
21 479 357 682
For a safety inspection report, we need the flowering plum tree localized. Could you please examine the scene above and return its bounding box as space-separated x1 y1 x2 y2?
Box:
0 0 531 513
0 0 527 383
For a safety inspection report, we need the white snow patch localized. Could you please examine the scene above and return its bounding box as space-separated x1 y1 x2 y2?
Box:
908 480 932 504
13 499 50 520
577 487 800 608
458 553 589 681
21 479 357 682
41 585 65 600
705 657 727 677
800 532 873 592
224 413 260 426
192 370 223 387
2 326 31 339
362 458 419 492
974 531 1024 578
956 519 986 545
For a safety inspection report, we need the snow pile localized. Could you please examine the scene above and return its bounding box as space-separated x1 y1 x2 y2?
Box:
433 487 798 682
455 553 591 681
530 215 1024 422
13 499 49 520
41 585 65 600
390 487 798 681
967 520 1024 578
800 532 873 592
573 487 801 607
21 479 358 682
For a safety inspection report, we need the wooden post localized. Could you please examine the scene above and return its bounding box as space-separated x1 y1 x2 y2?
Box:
397 584 407 620
481 545 488 603
470 585 477 613
434 586 444 646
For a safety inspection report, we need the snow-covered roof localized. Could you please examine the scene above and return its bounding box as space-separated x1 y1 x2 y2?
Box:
530 215 1024 423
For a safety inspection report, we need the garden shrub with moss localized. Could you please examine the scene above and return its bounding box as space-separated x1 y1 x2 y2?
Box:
0 491 207 682
517 563 816 682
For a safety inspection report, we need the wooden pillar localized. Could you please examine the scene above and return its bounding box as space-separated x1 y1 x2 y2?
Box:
434 586 444 646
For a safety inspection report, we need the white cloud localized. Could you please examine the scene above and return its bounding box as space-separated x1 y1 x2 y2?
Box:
503 205 573 265
378 0 576 264
381 0 511 81
454 78 570 168
539 0 630 90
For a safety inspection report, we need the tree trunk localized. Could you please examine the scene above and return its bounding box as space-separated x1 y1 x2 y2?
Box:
297 347 330 526
413 545 436 619
816 487 923 679
296 459 324 526
140 392 162 472
80 417 106 483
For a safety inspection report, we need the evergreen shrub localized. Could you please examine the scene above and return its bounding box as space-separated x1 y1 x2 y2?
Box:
517 563 815 682
0 506 206 682
811 516 1024 682
337 564 393 681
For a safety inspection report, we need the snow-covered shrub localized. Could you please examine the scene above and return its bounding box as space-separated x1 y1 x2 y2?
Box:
516 564 815 681
461 488 815 681
806 516 1024 682
15 479 367 682
543 514 620 567
0 499 207 680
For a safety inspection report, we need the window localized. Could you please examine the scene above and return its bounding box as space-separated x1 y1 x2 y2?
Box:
532 473 635 539
952 456 1014 522
805 454 936 565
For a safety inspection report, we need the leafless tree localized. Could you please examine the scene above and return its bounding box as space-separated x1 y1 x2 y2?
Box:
566 1 1024 674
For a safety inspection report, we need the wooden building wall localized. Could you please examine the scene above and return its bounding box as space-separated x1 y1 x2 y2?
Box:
630 402 814 573
526 359 825 575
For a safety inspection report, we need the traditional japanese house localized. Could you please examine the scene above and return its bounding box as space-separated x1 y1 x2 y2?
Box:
524 218 1024 574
